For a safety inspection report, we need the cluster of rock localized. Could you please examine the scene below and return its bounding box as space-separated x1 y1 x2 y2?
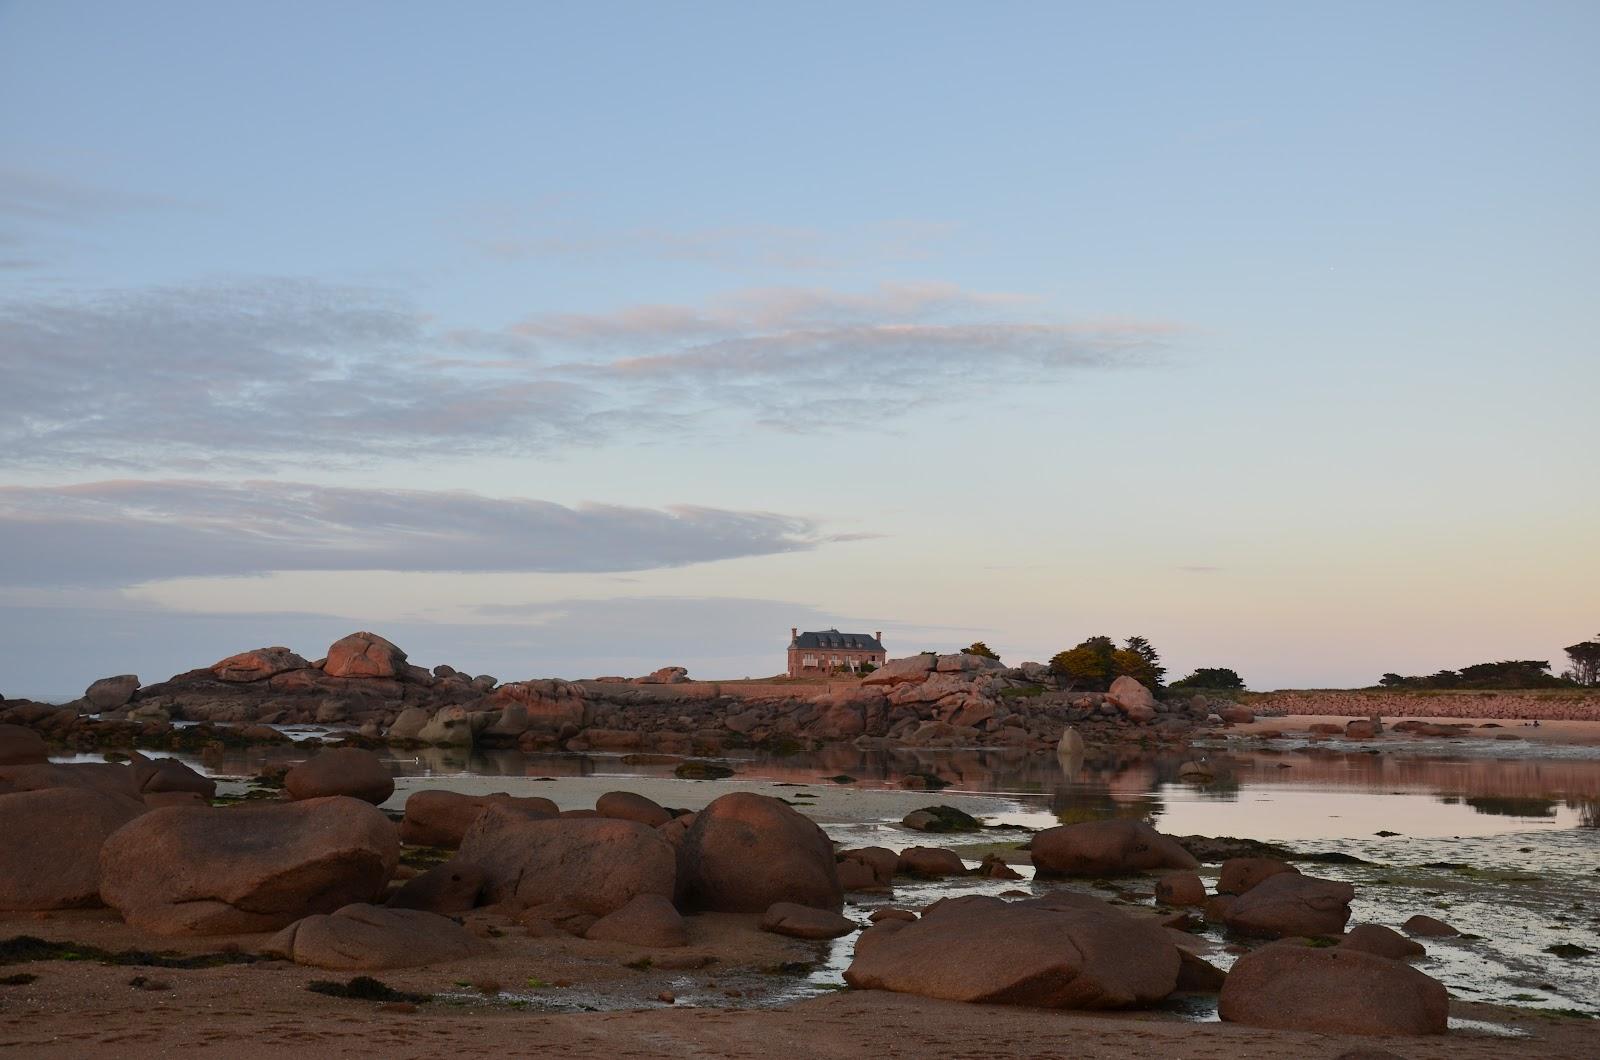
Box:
1 732 1458 1037
1 634 1228 758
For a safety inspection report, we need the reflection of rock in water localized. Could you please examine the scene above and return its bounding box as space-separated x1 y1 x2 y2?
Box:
1575 799 1599 829
1049 782 1162 826
1056 728 1085 782
1463 796 1558 818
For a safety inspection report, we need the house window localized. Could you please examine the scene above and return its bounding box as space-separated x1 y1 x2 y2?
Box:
803 654 816 667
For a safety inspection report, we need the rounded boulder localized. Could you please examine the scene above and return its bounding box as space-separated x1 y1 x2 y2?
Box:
1031 820 1198 877
99 796 399 935
284 748 395 805
675 792 842 913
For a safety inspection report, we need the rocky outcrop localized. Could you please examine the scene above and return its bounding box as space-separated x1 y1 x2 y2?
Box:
1219 944 1448 1035
675 792 842 913
0 786 145 910
264 903 490 969
85 675 139 710
211 647 309 683
99 796 399 935
1031 820 1199 876
323 632 407 680
8 638 1224 759
844 895 1181 1008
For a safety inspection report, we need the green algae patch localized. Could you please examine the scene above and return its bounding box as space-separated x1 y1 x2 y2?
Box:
0 935 261 969
306 976 431 1004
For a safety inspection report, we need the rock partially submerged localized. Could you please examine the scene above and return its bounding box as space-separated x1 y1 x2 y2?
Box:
284 747 394 806
1031 820 1199 877
1223 873 1353 938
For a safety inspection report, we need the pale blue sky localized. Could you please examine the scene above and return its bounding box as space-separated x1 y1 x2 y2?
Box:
1 1 1595 696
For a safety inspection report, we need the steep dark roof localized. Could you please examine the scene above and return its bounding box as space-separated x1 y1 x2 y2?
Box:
790 628 883 651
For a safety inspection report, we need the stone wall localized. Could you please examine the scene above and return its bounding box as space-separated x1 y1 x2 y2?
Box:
1248 689 1600 722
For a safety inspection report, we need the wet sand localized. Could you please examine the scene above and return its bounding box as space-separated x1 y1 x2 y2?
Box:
1 903 1594 1059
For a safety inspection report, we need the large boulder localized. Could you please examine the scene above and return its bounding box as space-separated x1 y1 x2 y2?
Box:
0 787 145 910
675 792 843 913
386 706 430 740
398 789 557 848
85 675 139 710
323 632 407 680
458 807 675 917
1219 944 1448 1035
1031 820 1199 877
585 893 688 948
211 647 309 683
1105 676 1157 715
861 655 937 686
0 724 47 766
264 903 489 969
99 796 399 935
845 896 1180 1008
1223 872 1353 938
417 705 473 746
284 748 394 805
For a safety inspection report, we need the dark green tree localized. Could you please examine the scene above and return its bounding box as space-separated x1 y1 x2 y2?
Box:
961 641 1000 660
1169 667 1246 690
1563 637 1600 686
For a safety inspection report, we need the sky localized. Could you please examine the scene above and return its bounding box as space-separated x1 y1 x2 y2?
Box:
1 1 1596 698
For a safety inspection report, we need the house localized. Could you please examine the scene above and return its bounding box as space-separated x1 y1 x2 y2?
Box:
787 627 885 677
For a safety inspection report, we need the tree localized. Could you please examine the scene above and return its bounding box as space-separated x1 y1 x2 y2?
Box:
962 641 1000 661
1111 648 1162 688
1170 667 1246 691
1563 637 1600 686
1121 635 1166 687
1050 635 1117 690
1050 635 1167 691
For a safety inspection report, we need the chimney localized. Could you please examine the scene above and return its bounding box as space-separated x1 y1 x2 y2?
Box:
791 627 798 640
875 631 882 643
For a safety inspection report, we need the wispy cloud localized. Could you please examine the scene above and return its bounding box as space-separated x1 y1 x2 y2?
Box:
0 480 826 588
462 214 955 271
2 277 1178 469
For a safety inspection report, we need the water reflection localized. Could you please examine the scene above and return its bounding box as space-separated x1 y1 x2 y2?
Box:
80 738 1600 835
